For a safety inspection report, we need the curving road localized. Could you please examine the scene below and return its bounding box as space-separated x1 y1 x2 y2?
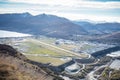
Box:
86 64 108 80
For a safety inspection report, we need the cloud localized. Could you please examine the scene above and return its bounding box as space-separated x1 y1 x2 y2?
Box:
0 0 120 22
7 0 120 9
47 12 120 22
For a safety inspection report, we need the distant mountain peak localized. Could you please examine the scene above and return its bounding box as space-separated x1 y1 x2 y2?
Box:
21 12 32 17
36 13 57 18
37 13 47 16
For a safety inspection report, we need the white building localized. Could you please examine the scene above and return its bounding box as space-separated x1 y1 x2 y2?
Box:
65 62 81 74
109 59 120 70
107 51 120 57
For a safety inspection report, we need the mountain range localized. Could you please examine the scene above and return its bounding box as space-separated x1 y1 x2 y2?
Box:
0 12 120 41
0 13 86 38
73 21 120 35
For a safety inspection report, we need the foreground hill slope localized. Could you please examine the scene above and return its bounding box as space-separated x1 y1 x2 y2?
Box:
0 44 62 80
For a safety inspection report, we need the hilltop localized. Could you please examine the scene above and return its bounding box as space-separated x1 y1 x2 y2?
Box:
0 44 63 80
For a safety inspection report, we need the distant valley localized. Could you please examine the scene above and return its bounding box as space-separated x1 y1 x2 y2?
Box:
0 13 120 45
0 12 120 80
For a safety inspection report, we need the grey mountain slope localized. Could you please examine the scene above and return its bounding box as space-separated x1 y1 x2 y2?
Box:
73 21 120 35
0 13 87 38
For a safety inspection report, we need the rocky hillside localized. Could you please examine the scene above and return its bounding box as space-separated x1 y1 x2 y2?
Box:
0 44 62 80
91 31 120 45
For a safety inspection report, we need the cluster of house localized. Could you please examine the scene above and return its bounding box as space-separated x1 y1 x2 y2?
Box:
55 39 75 45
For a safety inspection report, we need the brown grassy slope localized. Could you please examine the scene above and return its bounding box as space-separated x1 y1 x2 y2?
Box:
0 63 32 80
0 44 59 80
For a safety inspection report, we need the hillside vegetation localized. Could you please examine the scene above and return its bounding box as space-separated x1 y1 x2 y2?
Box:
0 44 63 80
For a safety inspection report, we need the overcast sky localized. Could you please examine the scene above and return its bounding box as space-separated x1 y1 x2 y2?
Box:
0 0 120 22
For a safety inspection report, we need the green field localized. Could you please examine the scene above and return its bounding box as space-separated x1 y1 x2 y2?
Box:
21 39 75 57
80 44 95 51
26 55 65 66
23 41 61 56
15 38 88 66
37 36 56 44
